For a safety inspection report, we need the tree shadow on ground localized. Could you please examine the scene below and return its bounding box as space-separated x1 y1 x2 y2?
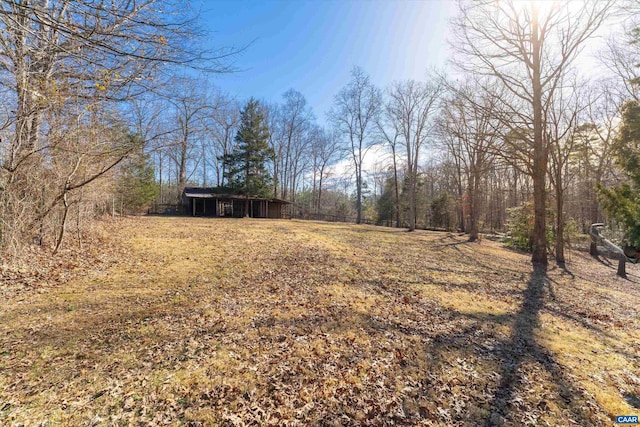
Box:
0 262 616 426
434 239 471 249
591 253 614 267
624 393 640 409
590 252 640 283
483 265 594 426
557 264 575 278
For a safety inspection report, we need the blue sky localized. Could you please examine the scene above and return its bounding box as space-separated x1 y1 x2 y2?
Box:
201 0 456 125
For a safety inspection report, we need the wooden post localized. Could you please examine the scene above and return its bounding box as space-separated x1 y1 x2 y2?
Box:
192 198 196 216
618 255 627 278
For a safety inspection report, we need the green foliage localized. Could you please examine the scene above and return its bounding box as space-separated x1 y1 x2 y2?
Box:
505 202 533 250
220 98 274 198
333 201 350 220
116 135 158 214
598 183 640 247
362 203 377 222
597 100 640 247
504 202 554 251
562 218 582 249
295 189 313 208
376 178 396 225
430 193 456 231
354 181 376 221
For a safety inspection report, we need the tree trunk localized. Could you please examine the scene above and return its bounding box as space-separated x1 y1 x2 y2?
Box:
356 166 362 224
312 166 317 216
53 193 70 254
202 142 207 186
158 152 164 204
408 169 416 232
272 152 278 198
457 173 465 233
555 169 565 266
469 176 479 242
178 138 188 200
76 188 84 250
317 171 324 215
392 144 401 228
592 175 602 225
531 7 548 267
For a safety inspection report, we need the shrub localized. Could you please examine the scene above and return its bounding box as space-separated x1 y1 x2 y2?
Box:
504 202 554 251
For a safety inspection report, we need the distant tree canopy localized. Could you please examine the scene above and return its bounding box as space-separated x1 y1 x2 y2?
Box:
221 99 274 198
598 100 640 247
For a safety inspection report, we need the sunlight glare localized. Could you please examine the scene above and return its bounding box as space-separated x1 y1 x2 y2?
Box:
513 0 585 18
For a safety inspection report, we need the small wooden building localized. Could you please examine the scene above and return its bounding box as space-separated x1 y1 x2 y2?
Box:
182 187 290 218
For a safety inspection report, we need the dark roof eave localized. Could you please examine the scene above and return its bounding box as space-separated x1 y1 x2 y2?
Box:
270 198 292 204
184 192 291 204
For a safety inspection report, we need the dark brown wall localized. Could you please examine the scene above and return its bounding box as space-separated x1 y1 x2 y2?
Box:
268 203 283 219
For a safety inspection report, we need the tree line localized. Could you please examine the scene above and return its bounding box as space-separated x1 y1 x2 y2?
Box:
1 0 639 271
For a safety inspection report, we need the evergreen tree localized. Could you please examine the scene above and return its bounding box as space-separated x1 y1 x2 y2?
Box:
376 177 396 226
220 98 273 216
116 135 158 214
431 193 456 231
598 100 640 247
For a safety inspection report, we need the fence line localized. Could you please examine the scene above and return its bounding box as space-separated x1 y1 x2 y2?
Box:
289 213 463 233
286 212 419 229
148 203 183 215
147 203 455 233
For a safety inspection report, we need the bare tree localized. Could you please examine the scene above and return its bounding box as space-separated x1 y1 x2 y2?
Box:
0 0 236 251
376 109 402 228
600 6 640 102
546 78 585 265
163 79 216 197
276 89 314 202
385 78 442 231
309 127 343 215
208 93 240 187
263 102 283 198
440 79 499 241
329 67 381 224
453 0 614 266
1 0 229 171
581 80 622 224
35 107 135 250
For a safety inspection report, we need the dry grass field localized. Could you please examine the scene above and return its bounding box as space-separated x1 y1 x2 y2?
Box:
1 216 639 426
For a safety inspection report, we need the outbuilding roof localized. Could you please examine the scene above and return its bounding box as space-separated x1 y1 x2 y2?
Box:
182 187 291 204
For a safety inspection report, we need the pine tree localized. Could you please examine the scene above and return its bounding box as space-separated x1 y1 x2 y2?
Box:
116 135 158 214
376 176 396 226
597 100 640 247
220 99 273 216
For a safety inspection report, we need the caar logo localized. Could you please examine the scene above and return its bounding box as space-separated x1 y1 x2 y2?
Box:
617 415 639 424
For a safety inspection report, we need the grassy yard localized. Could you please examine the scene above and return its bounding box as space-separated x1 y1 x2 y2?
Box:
1 216 639 426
